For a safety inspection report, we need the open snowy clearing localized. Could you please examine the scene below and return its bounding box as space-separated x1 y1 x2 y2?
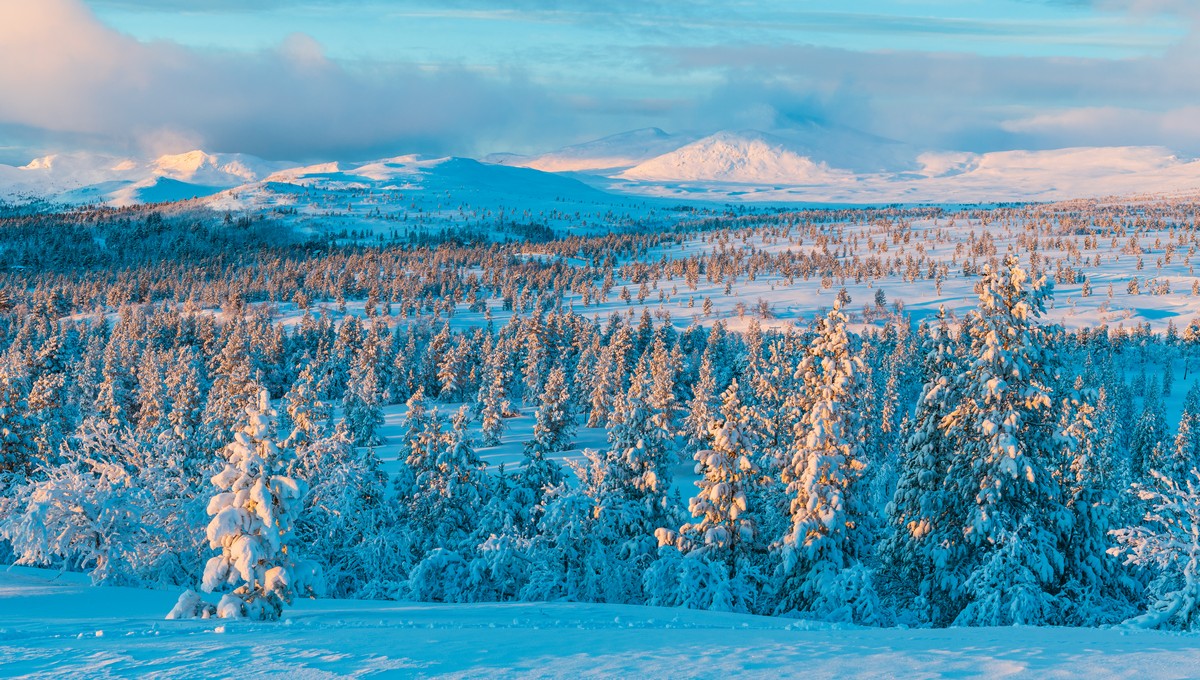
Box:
1 567 1198 679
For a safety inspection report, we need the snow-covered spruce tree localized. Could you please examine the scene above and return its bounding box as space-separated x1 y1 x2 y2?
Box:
283 365 331 450
940 255 1073 626
774 302 879 624
391 386 439 499
476 363 510 447
1054 377 1136 625
649 380 765 613
882 310 971 626
290 427 389 598
684 350 721 449
203 323 259 447
0 370 35 481
1130 392 1168 484
528 360 685 606
169 387 321 621
606 356 678 526
1111 470 1200 630
526 365 575 457
342 335 387 447
467 463 535 600
407 407 494 602
521 451 638 604
1170 382 1200 481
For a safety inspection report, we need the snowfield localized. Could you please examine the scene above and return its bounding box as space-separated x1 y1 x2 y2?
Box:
2 566 1199 679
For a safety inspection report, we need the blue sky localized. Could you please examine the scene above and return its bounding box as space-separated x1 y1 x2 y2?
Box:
0 0 1197 162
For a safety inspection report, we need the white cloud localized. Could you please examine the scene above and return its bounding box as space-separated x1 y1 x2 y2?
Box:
0 0 562 159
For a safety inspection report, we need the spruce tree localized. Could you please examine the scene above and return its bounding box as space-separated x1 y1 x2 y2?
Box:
169 388 320 621
775 303 879 624
941 255 1071 626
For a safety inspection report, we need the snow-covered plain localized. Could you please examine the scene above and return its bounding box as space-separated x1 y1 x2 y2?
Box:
3 566 1199 679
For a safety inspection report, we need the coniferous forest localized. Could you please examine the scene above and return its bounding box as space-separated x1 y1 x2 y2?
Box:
3 200 1200 630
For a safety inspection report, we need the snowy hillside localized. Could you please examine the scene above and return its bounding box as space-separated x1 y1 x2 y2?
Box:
200 153 664 239
4 566 1198 678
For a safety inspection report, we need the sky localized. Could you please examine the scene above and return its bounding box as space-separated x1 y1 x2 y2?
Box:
0 0 1198 164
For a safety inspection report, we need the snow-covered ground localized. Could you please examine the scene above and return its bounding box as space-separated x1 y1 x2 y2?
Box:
3 566 1198 679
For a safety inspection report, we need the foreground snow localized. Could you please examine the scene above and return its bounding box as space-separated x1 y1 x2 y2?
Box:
2 567 1198 678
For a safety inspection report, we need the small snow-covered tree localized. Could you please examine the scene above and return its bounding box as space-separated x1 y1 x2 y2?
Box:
169 388 321 621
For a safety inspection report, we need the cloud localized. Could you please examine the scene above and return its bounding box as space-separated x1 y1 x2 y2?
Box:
0 0 564 159
644 33 1200 153
1000 106 1200 152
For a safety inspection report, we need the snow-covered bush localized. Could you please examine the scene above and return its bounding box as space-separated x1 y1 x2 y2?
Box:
1111 469 1200 630
1 419 206 586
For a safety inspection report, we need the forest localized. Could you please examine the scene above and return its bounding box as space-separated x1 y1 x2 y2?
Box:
2 198 1200 629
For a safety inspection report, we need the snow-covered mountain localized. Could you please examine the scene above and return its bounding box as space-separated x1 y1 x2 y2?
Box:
486 128 695 174
0 150 294 207
4 135 1200 210
618 130 853 184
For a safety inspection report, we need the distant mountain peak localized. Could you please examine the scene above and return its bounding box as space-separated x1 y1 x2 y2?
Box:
618 130 852 184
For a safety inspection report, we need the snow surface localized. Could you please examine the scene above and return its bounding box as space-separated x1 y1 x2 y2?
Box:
4 566 1200 678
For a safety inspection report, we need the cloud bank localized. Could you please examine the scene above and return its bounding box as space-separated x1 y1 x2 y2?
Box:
2 0 1200 161
0 0 558 160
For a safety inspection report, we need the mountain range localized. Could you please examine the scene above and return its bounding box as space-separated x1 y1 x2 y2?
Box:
4 124 1200 210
